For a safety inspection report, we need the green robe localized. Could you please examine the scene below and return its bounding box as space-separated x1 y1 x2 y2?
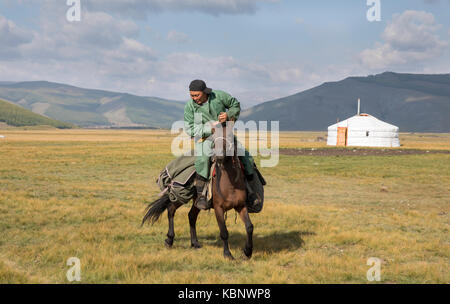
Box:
184 90 255 179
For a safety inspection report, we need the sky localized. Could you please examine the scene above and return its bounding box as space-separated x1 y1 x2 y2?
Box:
0 0 449 108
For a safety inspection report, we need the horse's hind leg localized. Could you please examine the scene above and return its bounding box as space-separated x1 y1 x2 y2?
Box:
238 207 253 259
165 201 182 248
188 203 201 248
214 206 234 260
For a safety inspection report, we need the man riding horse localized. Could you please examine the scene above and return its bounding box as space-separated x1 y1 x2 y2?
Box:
184 79 258 210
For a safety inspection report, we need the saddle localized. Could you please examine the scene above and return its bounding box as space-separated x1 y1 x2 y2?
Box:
157 155 266 213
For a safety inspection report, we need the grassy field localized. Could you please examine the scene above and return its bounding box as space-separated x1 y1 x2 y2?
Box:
0 129 449 283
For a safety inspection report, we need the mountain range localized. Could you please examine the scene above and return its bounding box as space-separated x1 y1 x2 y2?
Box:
0 81 184 128
241 72 450 132
0 72 449 132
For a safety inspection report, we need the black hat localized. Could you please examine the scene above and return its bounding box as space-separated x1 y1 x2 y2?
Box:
189 79 212 94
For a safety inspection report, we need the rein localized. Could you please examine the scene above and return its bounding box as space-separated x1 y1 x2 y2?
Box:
213 136 233 153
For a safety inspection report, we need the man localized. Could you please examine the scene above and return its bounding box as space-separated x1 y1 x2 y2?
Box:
184 79 257 210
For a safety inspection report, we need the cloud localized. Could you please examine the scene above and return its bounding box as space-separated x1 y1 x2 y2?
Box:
0 15 33 47
78 0 279 18
140 52 338 106
167 30 190 44
0 15 34 59
15 6 156 62
0 5 350 105
423 0 450 4
359 10 448 70
0 40 330 107
294 17 304 25
0 1 376 106
0 3 160 94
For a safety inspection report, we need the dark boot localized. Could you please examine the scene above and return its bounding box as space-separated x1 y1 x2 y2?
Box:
194 175 210 210
245 174 261 206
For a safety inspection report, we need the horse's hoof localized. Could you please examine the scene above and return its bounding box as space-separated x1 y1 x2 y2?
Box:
224 253 235 260
165 239 173 248
191 242 202 249
243 248 253 259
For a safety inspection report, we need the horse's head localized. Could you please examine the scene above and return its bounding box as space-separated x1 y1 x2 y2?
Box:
212 121 235 165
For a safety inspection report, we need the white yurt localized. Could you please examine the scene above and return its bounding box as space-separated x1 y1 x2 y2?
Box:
327 113 400 148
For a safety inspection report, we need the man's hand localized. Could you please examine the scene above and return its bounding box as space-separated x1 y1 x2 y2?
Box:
210 121 220 134
218 112 228 123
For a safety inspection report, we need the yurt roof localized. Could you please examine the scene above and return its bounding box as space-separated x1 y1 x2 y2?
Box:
328 114 399 132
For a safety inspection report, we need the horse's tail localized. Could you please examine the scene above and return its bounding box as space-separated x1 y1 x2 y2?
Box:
141 194 171 226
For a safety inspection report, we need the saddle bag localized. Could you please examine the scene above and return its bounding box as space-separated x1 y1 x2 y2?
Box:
246 164 265 214
156 155 196 205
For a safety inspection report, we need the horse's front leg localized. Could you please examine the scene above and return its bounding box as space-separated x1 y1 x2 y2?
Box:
237 206 253 259
188 201 202 248
165 201 182 248
214 206 234 260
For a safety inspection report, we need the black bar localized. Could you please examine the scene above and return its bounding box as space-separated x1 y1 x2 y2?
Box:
0 284 446 302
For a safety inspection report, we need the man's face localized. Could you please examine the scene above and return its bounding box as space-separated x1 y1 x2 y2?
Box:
190 91 208 104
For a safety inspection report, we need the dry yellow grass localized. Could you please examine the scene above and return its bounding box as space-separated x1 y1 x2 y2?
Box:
0 129 449 283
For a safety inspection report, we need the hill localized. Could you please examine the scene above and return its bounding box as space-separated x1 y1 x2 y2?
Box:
0 81 185 128
0 99 75 129
241 72 450 132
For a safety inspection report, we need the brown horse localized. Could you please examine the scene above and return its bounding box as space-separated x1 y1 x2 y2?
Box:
142 121 253 259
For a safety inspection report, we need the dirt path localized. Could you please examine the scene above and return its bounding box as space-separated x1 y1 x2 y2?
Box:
279 148 450 156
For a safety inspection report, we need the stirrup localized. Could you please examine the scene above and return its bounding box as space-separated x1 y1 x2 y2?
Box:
194 174 210 210
195 196 210 210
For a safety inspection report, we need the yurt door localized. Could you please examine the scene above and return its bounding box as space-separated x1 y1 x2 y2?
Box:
337 127 348 146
